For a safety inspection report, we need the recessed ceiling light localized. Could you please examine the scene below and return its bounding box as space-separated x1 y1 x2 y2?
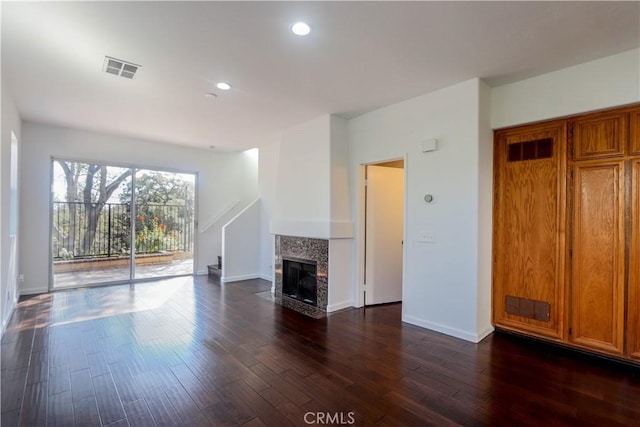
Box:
216 82 231 91
291 22 311 36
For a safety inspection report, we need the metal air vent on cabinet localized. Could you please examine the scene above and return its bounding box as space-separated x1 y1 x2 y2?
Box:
507 138 553 162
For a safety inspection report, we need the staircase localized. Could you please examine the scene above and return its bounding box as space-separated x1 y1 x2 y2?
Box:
207 255 222 281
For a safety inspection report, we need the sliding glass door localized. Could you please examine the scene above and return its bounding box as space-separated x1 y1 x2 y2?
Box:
133 169 195 280
51 159 195 289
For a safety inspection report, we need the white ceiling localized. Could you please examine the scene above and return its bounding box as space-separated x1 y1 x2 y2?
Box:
3 1 639 151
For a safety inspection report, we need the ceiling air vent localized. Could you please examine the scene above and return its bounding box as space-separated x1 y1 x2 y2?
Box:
103 56 141 79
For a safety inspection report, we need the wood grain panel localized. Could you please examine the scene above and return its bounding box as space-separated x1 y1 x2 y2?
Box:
631 107 640 156
493 121 566 339
571 111 627 160
629 159 640 359
570 161 625 354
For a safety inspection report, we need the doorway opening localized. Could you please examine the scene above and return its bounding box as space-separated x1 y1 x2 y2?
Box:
50 159 196 289
362 159 405 306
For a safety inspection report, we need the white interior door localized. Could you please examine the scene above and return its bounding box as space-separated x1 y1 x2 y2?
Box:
365 165 404 305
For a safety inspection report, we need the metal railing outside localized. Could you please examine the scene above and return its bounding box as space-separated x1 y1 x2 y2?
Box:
52 202 194 260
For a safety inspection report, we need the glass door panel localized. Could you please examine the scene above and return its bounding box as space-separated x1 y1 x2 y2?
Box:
51 160 196 288
52 160 132 288
133 169 195 280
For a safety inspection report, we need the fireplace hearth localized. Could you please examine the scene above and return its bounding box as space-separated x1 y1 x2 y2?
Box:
282 257 317 306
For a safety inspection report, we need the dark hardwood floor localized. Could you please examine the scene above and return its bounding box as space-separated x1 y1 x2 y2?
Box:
2 276 640 426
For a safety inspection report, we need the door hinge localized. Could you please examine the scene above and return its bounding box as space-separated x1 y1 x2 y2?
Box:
364 179 368 187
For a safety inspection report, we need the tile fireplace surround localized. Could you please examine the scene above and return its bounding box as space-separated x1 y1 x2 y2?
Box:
274 235 328 318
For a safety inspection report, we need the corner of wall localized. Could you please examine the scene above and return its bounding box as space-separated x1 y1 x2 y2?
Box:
477 78 494 338
402 314 491 343
258 141 280 280
1 81 23 336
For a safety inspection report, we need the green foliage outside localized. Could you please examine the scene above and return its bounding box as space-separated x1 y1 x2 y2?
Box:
52 161 195 259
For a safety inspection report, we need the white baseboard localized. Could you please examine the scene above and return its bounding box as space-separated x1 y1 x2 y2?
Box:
258 273 273 282
20 287 47 296
1 298 18 337
475 325 495 342
402 314 494 343
221 273 261 283
327 300 353 312
196 269 208 276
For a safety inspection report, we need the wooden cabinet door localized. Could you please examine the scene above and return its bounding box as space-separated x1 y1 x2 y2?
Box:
571 111 627 161
630 107 640 156
570 161 625 355
629 159 640 359
493 122 566 339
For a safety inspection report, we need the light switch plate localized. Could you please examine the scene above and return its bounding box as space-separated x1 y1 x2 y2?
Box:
421 138 438 152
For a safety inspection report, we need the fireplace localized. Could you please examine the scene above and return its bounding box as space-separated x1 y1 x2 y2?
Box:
282 257 317 306
275 235 328 318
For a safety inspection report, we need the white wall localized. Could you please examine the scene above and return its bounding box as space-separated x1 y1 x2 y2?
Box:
329 116 352 225
349 78 492 342
258 142 280 281
328 239 352 312
261 114 354 305
1 83 22 333
19 122 258 294
256 50 639 343
259 80 492 337
272 115 331 237
221 199 261 282
477 80 494 334
344 50 639 342
492 48 640 129
271 114 354 239
326 115 354 310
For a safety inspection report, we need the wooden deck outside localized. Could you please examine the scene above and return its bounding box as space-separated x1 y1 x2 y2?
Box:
53 259 193 288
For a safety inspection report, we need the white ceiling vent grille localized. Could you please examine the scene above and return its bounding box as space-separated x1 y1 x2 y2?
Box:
103 56 141 79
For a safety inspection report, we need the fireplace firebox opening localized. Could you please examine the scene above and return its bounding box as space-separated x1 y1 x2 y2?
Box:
282 257 317 306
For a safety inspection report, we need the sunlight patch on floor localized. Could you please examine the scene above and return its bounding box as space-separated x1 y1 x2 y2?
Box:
48 277 189 327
